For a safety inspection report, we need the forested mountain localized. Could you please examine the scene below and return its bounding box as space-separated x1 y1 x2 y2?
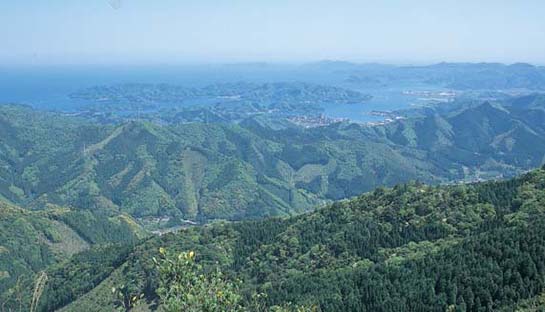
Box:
2 0 545 309
1 91 544 309
0 199 143 298
70 82 371 107
1 94 545 224
68 82 372 122
8 165 545 311
381 95 545 173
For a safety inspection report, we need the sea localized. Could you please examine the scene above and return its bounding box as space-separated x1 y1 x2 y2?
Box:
0 65 444 122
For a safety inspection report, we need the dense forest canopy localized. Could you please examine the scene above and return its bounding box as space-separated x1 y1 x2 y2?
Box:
1 77 545 311
1 93 545 225
3 166 545 311
3 0 545 309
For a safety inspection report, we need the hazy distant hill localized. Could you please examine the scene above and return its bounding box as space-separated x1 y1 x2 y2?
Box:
339 62 545 90
69 82 372 121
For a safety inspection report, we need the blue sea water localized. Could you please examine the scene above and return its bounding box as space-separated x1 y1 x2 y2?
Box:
0 65 440 122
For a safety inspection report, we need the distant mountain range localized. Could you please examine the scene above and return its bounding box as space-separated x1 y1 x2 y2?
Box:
307 61 545 90
2 83 545 311
1 94 544 224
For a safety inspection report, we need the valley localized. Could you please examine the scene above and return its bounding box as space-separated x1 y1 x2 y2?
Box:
2 62 545 311
4 1 545 310
5 165 545 311
2 92 545 226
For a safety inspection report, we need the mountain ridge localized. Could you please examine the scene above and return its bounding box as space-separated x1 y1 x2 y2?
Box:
2 95 545 223
16 166 545 311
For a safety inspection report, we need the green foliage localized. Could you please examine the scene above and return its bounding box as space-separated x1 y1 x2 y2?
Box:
111 283 144 311
154 248 318 312
37 168 545 311
155 248 244 312
0 200 143 310
2 94 545 311
56 210 142 244
3 95 545 224
29 272 48 312
504 290 545 311
37 244 132 312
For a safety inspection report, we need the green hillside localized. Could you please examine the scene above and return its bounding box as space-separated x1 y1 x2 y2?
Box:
0 200 144 299
10 166 544 311
1 95 545 225
68 82 373 122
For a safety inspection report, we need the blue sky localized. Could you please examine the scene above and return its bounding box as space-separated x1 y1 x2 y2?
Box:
1 0 544 65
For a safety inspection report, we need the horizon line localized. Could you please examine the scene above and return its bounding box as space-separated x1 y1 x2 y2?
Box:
1 59 544 68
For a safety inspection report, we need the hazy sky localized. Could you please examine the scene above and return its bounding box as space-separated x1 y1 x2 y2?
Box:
1 0 544 65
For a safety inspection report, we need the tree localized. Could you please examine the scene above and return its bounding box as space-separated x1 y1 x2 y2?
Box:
154 248 318 312
154 248 244 312
111 283 143 312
